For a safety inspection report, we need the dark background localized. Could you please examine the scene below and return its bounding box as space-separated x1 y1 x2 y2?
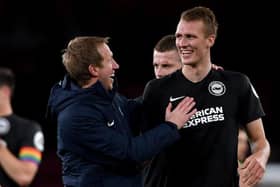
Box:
0 0 277 186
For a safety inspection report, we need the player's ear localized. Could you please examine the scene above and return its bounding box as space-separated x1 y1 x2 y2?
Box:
207 34 216 47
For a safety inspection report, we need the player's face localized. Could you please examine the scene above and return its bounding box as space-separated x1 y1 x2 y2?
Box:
153 49 182 79
175 19 215 66
97 44 119 90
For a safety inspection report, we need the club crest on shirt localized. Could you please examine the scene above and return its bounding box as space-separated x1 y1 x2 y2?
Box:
208 81 226 96
0 118 10 135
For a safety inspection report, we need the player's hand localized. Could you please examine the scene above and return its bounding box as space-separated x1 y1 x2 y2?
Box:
211 63 224 70
238 153 266 186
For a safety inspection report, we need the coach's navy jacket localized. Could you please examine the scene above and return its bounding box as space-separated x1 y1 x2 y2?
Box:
47 75 180 187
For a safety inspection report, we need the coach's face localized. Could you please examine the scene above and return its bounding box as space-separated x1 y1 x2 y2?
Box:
96 43 119 91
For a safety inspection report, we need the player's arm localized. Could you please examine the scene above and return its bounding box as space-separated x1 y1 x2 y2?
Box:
0 142 40 186
238 118 270 186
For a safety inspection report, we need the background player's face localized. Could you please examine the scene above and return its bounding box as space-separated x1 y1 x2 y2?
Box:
153 49 182 79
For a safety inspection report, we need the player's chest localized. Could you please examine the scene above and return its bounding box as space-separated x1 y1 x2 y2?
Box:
158 80 238 111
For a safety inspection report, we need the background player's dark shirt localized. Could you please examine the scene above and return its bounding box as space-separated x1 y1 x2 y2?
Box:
0 114 43 187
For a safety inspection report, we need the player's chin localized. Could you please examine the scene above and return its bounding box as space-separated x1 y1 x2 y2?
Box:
108 78 114 90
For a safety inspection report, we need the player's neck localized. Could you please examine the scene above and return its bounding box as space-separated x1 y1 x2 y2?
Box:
182 62 211 83
0 102 13 116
